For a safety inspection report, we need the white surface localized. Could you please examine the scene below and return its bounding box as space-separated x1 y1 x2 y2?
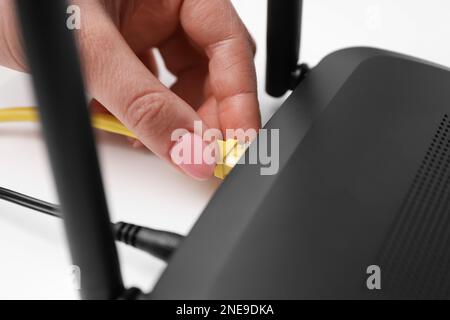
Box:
1 0 450 299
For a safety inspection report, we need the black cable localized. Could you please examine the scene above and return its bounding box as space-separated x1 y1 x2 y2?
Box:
0 187 183 261
0 187 60 217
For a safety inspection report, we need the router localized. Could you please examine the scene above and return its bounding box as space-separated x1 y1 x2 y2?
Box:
16 0 450 299
151 1 450 299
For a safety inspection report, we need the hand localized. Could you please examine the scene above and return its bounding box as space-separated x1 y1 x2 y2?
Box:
0 0 261 180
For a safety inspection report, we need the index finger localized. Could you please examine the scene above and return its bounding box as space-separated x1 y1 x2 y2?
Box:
180 0 261 134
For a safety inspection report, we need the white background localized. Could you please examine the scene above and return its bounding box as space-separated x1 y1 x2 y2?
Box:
1 0 450 299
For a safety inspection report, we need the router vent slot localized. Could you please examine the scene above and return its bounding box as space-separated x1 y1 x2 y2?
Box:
380 115 450 299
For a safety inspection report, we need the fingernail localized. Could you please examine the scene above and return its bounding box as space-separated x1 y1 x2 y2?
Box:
170 132 216 180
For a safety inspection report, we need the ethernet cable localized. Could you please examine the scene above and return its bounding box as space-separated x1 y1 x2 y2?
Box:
0 108 248 259
0 186 183 261
0 107 249 258
0 106 137 138
0 107 246 179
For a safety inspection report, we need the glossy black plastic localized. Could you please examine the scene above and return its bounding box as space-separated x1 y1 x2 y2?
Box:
15 0 124 299
266 0 303 97
152 47 450 299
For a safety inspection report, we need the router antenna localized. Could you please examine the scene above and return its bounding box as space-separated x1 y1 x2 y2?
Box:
266 0 308 97
15 0 124 299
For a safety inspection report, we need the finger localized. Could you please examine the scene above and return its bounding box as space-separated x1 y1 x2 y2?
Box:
90 100 143 148
77 3 215 179
197 95 220 129
0 0 27 71
180 0 261 133
88 48 159 115
88 49 159 116
137 50 159 77
90 50 159 147
159 28 209 109
127 137 145 149
89 99 110 114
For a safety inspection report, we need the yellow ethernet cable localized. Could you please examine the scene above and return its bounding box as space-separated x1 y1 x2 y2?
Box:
0 107 246 179
0 107 137 139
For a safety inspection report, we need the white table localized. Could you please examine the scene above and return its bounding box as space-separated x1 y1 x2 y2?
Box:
1 0 450 299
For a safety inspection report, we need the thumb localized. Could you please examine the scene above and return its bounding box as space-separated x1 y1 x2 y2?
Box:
78 7 215 180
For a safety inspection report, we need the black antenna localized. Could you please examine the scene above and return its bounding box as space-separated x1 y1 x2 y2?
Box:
15 0 124 299
266 0 308 97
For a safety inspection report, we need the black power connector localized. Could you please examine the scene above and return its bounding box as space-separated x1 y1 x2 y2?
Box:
0 187 183 262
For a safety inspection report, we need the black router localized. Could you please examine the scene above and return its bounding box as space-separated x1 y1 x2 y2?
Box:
16 0 450 299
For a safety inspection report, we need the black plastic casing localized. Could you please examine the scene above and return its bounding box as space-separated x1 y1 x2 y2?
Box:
152 47 450 299
15 0 124 299
266 0 302 97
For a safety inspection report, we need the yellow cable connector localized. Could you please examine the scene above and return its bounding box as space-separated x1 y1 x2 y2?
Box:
0 107 247 179
214 139 248 179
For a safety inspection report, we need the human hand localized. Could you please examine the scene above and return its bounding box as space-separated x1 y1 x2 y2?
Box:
0 0 260 180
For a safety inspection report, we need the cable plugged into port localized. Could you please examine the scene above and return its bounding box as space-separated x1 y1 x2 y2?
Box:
0 187 183 261
114 222 183 261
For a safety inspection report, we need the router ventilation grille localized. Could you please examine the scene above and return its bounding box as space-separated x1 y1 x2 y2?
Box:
380 114 450 299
